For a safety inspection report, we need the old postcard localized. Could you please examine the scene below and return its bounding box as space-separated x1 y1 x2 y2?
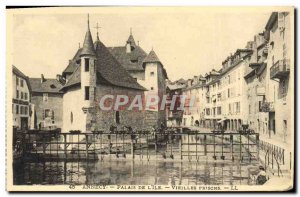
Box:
6 6 294 192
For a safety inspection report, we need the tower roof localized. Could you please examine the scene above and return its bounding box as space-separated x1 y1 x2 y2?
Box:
80 15 96 57
143 49 168 79
143 49 161 63
127 34 136 46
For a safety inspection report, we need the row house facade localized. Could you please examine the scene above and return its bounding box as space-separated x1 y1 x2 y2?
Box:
166 79 187 127
181 75 206 127
178 11 293 173
265 12 292 145
12 66 32 130
244 33 269 137
219 49 253 131
29 74 64 130
203 70 222 129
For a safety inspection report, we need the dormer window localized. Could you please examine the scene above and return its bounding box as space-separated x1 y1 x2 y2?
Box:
84 58 90 72
130 59 138 63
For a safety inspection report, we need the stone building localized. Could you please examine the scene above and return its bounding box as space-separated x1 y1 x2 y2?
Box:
264 12 292 145
60 16 146 132
219 49 253 131
29 74 64 130
108 33 168 128
244 33 269 135
12 66 31 130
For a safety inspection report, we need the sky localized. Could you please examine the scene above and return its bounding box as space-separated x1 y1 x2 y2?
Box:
9 7 272 81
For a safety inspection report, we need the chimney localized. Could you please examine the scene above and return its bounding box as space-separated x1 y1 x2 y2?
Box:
41 74 45 83
126 41 131 53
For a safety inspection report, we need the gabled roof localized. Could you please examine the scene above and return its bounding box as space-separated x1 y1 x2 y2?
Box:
12 65 31 91
13 65 28 79
29 78 64 93
143 50 161 64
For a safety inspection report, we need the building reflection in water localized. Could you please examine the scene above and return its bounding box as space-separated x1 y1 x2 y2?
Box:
14 158 257 185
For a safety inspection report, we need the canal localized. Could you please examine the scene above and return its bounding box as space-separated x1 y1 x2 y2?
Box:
13 132 260 185
14 160 258 185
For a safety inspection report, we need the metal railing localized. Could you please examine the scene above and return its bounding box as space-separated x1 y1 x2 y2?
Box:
270 59 290 79
15 130 260 163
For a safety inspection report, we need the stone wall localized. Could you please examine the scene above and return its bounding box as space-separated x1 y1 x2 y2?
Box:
86 84 146 131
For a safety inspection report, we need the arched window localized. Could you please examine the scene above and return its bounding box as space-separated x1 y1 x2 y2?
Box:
70 112 73 124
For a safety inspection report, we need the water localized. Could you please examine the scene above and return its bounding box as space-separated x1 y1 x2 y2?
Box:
14 159 257 185
14 134 259 185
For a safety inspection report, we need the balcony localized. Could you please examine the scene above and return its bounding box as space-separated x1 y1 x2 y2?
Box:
270 59 290 80
260 102 275 112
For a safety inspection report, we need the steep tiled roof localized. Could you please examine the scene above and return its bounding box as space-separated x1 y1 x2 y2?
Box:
13 65 27 79
143 50 168 79
29 78 64 93
63 48 82 74
80 23 96 57
13 65 31 92
61 40 146 91
94 40 146 90
127 34 136 46
108 46 147 71
62 65 81 89
143 50 161 63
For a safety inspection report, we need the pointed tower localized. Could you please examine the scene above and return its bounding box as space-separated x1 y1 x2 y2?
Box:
143 49 167 126
80 14 97 108
126 29 136 53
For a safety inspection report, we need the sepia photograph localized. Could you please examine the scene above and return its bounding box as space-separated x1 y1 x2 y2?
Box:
6 6 294 192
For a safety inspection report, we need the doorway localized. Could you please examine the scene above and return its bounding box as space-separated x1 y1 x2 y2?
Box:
20 117 28 130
